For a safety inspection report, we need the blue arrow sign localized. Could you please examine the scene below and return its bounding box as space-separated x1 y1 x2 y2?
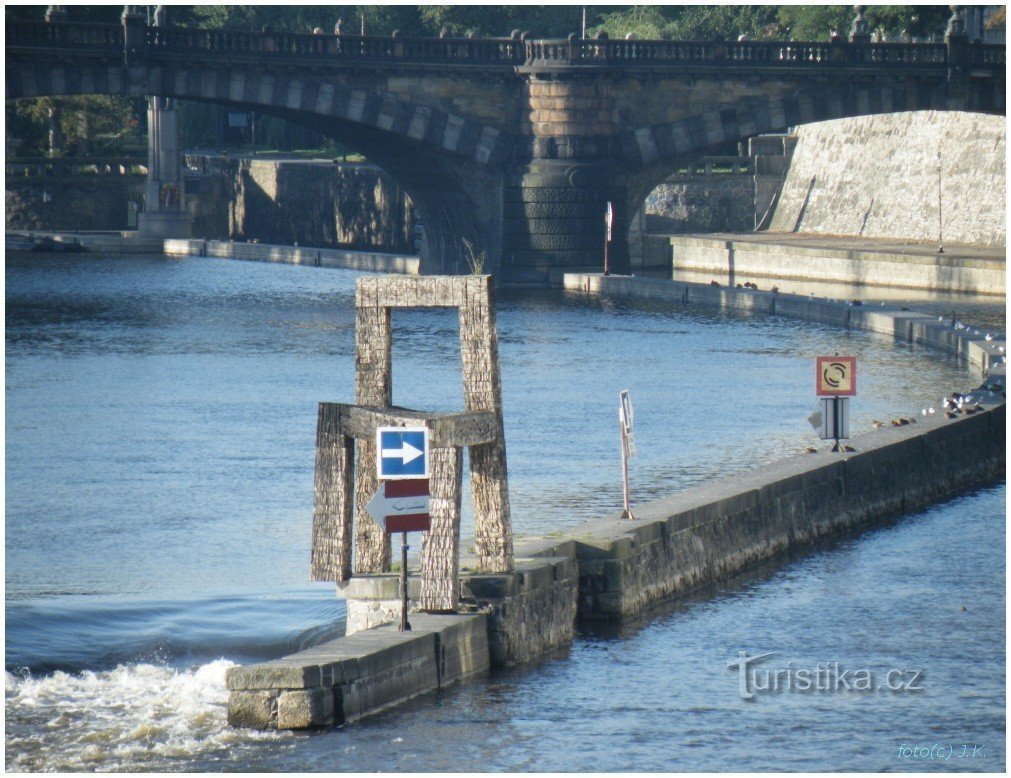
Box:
376 427 429 480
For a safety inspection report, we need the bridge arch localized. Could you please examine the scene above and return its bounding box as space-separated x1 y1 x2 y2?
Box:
6 58 516 274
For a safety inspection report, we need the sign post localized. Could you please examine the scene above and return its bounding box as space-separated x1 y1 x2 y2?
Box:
372 426 431 631
604 201 613 277
815 355 856 450
365 478 431 631
618 389 636 520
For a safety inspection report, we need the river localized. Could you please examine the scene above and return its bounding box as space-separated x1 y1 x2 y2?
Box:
5 252 1004 771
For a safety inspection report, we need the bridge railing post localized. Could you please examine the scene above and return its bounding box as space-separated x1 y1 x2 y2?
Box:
120 5 145 64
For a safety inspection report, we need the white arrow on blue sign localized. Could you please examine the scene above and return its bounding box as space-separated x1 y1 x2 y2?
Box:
375 426 430 480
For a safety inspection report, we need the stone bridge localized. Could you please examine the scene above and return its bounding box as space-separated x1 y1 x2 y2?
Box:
6 11 1005 281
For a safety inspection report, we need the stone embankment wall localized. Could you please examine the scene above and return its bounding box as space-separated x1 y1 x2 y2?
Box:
644 178 755 234
769 111 1006 246
7 157 417 256
222 159 415 253
6 174 144 231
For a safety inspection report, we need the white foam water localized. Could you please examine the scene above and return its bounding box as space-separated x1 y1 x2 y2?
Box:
5 660 289 772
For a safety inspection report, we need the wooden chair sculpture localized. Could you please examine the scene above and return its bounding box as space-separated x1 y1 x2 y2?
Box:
310 275 513 611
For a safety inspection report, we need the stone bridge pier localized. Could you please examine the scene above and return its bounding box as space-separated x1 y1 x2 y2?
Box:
507 64 632 280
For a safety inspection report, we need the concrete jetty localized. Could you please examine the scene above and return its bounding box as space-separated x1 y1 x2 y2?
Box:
5 230 421 276
226 272 1004 730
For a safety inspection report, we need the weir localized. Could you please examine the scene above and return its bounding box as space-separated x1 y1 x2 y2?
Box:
225 271 1005 729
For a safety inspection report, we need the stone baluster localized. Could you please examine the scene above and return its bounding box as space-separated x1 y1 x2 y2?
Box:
849 5 871 44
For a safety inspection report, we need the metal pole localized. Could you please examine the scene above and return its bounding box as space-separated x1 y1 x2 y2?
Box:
581 7 587 38
603 236 610 276
399 532 411 631
833 397 841 451
619 413 633 520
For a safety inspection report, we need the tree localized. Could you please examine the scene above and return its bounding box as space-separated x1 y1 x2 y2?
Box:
11 96 140 157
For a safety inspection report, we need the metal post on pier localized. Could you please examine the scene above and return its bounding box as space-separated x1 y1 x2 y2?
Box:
604 201 613 276
619 389 635 520
400 532 411 631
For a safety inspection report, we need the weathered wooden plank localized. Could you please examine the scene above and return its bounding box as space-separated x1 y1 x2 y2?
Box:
370 274 473 309
459 276 514 573
310 404 354 582
318 403 498 447
419 446 463 611
354 302 392 573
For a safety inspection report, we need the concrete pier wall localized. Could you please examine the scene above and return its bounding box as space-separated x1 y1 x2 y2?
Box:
164 238 419 274
669 235 1006 296
563 401 1003 619
340 554 579 668
227 613 488 729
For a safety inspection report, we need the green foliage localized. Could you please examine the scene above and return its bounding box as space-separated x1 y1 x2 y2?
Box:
10 96 140 157
778 6 949 40
419 5 601 37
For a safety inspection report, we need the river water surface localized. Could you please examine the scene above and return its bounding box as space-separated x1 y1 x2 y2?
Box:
5 253 1004 771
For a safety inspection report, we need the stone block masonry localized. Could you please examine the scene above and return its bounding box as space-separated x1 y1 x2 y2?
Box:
227 613 489 729
769 111 1006 247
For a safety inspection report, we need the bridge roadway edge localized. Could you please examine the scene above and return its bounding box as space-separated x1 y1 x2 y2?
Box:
224 271 1005 730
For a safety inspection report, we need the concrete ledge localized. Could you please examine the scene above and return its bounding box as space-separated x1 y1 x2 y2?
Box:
7 230 421 273
562 274 1005 375
669 234 1005 296
165 238 420 274
8 229 165 254
227 613 488 729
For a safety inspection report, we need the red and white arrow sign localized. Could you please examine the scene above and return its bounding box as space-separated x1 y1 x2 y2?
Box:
365 479 431 533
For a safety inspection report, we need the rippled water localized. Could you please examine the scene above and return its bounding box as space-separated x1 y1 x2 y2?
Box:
6 253 1004 771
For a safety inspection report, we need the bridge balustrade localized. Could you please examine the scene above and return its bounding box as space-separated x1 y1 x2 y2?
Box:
970 44 1006 66
847 42 947 65
6 157 147 177
6 19 1004 74
7 20 123 50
